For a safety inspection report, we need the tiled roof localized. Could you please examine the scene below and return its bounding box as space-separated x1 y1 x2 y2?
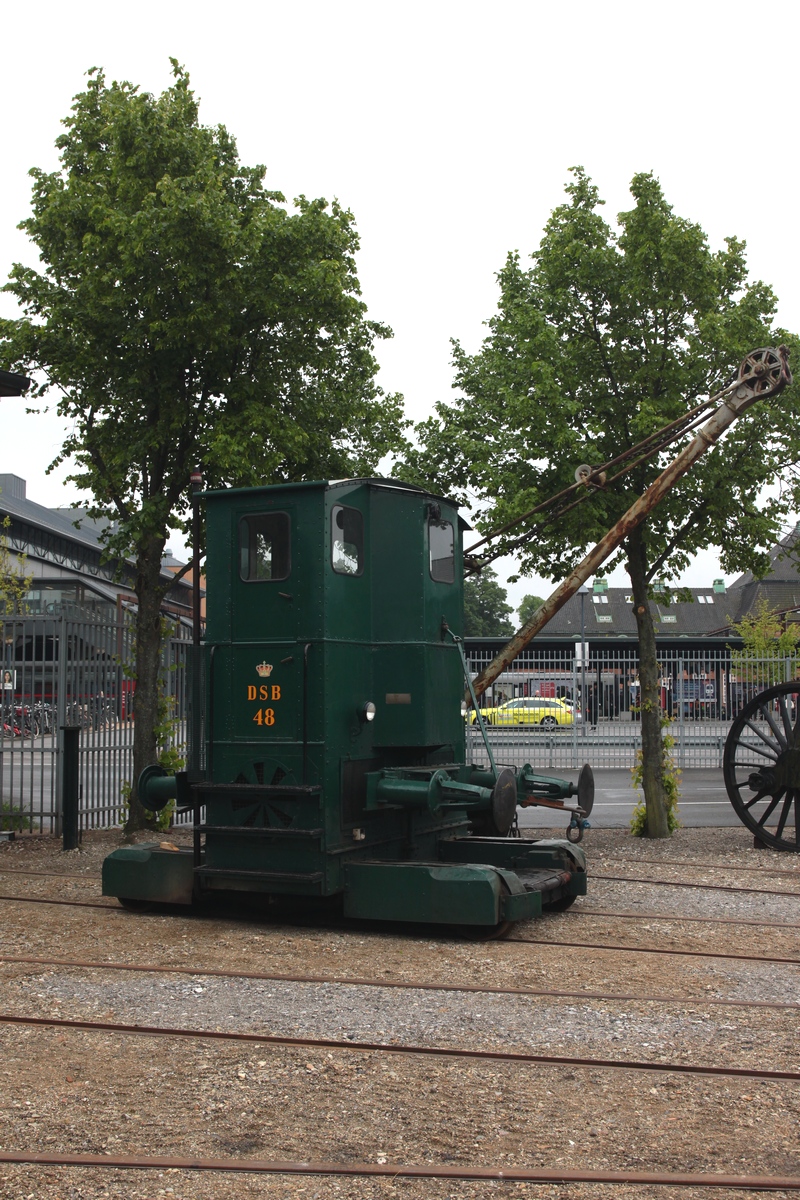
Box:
541 586 735 639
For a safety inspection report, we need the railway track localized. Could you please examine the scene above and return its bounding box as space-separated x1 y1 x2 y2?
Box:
1 950 798 1011
2 1009 798 1081
0 892 798 963
3 846 799 1196
600 855 800 878
593 872 800 898
6 860 800 898
1 1148 799 1191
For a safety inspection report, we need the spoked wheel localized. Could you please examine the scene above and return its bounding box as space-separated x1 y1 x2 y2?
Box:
723 681 800 851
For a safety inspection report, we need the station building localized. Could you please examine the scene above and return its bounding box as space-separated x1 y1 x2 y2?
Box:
0 473 192 620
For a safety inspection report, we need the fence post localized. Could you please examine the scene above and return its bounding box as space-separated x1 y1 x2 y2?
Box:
677 658 686 770
572 656 578 769
53 615 69 837
61 724 80 850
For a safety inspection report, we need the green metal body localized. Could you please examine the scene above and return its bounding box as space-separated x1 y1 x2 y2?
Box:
102 479 587 925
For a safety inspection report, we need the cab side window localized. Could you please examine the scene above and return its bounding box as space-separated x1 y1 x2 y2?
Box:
332 505 364 576
239 513 291 581
429 518 454 583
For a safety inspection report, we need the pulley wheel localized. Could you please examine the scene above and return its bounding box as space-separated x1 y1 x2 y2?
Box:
723 681 800 851
576 763 595 817
736 347 786 396
490 768 518 836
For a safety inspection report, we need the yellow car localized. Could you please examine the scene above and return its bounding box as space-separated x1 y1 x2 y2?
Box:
468 697 576 728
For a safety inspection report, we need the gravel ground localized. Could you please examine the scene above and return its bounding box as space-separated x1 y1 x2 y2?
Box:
0 826 799 1199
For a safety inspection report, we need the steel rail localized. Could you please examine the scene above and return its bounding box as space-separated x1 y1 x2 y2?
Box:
2 866 798 929
0 894 117 911
4 873 800 902
592 872 800 898
0 867 98 880
599 856 800 879
509 935 800 964
2 952 798 1012
572 907 800 930
2 1011 799 1081
1 1149 799 1190
0 894 797 962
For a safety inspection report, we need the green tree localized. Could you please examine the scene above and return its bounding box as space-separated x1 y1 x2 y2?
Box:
730 595 800 689
407 168 800 838
0 516 32 613
518 593 545 626
463 567 515 636
0 63 406 830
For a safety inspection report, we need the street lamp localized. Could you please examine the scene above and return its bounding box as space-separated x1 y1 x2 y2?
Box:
578 585 589 739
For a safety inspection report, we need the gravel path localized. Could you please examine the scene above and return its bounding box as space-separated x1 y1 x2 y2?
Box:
1 826 800 1200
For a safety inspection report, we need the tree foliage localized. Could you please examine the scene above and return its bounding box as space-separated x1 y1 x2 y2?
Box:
0 516 32 613
1 62 407 828
406 168 800 837
517 593 545 626
730 595 800 687
463 567 514 637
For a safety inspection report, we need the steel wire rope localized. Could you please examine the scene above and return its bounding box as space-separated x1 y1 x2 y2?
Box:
463 387 729 572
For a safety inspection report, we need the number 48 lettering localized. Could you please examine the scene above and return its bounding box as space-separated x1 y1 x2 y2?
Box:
252 708 275 726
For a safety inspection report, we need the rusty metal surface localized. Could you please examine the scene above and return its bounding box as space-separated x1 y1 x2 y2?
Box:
592 872 800 898
511 935 799 965
0 893 115 910
574 908 799 930
469 347 792 700
1 951 798 1011
1 1010 799 1080
0 1148 799 1189
601 855 800 878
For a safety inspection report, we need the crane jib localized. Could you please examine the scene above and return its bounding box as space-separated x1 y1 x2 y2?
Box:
468 347 792 702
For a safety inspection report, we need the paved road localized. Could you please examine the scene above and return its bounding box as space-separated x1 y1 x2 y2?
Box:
517 768 733 831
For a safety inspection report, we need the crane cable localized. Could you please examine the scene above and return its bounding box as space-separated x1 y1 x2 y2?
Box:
462 380 741 575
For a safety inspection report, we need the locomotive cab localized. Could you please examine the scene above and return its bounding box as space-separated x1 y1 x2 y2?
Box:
103 478 587 928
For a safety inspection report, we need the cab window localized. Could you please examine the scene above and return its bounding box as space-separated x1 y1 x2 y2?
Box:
239 513 290 581
332 505 364 575
429 518 454 583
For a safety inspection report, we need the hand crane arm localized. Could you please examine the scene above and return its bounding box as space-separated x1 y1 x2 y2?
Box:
468 346 792 702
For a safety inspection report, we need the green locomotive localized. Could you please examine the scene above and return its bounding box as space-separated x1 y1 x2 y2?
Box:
102 479 588 930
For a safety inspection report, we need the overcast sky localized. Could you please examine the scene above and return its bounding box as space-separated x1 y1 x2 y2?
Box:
2 0 797 612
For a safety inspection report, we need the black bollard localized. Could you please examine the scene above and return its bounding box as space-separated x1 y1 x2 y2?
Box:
61 725 81 851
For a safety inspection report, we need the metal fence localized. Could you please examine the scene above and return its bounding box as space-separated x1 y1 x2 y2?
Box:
2 624 795 833
0 612 190 836
465 644 799 772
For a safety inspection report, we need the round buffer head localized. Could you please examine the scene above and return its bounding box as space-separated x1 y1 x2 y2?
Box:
491 768 518 836
576 762 594 817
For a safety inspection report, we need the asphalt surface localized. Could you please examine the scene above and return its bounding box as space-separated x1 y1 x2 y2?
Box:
516 767 733 831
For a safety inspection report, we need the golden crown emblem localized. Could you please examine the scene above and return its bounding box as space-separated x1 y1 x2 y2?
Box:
256 662 273 677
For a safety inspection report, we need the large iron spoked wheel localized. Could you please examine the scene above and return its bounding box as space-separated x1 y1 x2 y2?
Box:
723 681 800 851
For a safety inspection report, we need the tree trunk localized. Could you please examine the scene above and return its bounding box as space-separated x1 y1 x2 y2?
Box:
125 534 167 833
626 528 670 839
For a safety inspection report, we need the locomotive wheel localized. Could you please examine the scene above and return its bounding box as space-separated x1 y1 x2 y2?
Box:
723 681 800 851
